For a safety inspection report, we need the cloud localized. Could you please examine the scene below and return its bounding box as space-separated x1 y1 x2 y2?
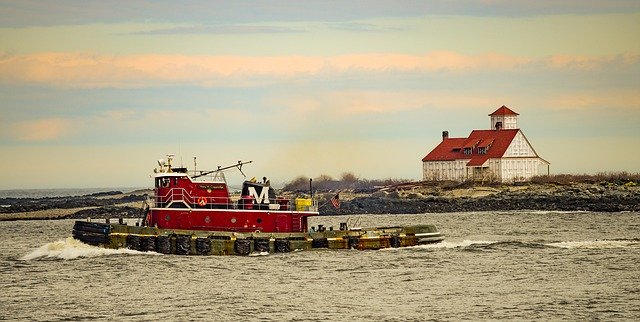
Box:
546 90 640 110
3 51 635 88
126 25 307 35
541 54 640 70
9 117 74 142
5 109 143 143
326 22 403 32
1 1 639 27
281 90 500 119
99 109 136 121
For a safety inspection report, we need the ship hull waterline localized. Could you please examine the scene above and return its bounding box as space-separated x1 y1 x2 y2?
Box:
72 220 444 256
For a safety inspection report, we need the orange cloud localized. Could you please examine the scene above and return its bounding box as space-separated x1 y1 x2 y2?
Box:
546 90 640 110
4 51 633 88
326 52 531 72
544 53 639 70
10 118 74 142
279 90 503 120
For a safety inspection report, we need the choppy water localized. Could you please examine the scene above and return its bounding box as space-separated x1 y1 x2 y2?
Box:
1 211 639 321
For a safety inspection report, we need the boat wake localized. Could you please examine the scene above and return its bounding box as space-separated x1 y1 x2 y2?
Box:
421 240 495 249
546 239 640 249
382 240 495 251
393 239 640 252
19 237 161 261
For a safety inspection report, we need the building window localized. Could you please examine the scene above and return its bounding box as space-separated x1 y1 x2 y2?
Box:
463 147 472 155
478 147 486 155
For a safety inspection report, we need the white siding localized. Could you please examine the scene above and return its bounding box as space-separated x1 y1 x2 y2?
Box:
422 160 468 181
500 158 546 182
504 131 536 157
424 156 547 183
503 115 517 129
490 115 518 130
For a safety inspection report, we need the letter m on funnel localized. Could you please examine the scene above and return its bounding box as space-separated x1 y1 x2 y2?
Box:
248 186 270 204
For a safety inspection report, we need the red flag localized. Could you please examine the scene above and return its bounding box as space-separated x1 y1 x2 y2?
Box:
330 193 340 209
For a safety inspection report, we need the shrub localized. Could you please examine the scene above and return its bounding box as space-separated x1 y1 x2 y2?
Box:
282 174 411 192
530 172 640 185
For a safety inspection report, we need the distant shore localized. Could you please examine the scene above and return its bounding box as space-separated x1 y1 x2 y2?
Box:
0 190 151 221
319 181 640 215
0 182 638 221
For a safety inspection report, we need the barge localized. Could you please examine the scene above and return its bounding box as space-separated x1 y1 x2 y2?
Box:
72 155 444 255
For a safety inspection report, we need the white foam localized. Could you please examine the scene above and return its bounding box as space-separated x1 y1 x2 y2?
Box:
547 240 639 249
19 237 161 261
421 239 495 249
381 240 495 251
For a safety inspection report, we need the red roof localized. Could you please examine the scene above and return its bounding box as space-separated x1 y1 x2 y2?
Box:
477 138 494 148
489 105 519 116
421 138 467 162
462 138 481 149
422 129 519 167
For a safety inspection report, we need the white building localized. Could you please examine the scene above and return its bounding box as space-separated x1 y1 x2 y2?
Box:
421 106 549 182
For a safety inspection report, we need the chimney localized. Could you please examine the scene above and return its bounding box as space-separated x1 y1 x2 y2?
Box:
495 122 502 131
442 131 449 140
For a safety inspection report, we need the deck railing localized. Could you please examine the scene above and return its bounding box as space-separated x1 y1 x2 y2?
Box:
154 188 318 212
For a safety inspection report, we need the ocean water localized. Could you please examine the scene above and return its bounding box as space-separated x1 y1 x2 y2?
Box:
1 211 639 321
0 187 146 199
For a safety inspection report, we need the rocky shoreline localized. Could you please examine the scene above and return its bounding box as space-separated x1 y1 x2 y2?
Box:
319 182 640 215
1 182 638 221
0 190 149 221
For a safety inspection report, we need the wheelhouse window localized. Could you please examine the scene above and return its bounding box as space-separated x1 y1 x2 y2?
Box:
155 177 170 188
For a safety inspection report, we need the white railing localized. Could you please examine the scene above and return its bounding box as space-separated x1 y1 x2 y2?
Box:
154 188 317 212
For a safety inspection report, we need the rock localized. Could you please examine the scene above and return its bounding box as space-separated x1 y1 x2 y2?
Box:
371 191 388 198
406 192 424 199
71 206 141 219
386 191 401 199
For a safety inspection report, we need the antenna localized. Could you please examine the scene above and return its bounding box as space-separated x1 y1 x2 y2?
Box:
191 160 253 179
166 154 175 171
193 156 197 174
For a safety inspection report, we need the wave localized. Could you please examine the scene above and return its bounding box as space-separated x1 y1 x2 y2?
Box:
18 238 639 260
19 237 161 261
399 239 640 251
421 239 495 249
379 240 495 251
546 239 640 249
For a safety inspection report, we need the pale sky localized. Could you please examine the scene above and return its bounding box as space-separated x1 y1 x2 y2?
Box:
1 1 639 189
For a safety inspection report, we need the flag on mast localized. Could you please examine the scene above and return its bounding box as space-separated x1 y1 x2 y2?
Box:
330 193 340 209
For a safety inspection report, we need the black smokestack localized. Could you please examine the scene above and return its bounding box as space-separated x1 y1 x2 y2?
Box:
442 131 449 140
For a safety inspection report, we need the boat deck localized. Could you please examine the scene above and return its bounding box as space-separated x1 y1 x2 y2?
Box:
72 221 444 255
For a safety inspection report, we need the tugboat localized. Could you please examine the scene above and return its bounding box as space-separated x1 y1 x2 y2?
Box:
72 155 444 255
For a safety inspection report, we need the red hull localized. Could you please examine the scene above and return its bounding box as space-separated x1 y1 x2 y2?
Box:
150 208 315 233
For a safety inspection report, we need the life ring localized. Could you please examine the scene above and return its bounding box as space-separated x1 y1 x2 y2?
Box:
197 197 207 206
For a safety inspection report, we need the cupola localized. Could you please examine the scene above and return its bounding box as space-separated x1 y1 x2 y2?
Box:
489 105 519 130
